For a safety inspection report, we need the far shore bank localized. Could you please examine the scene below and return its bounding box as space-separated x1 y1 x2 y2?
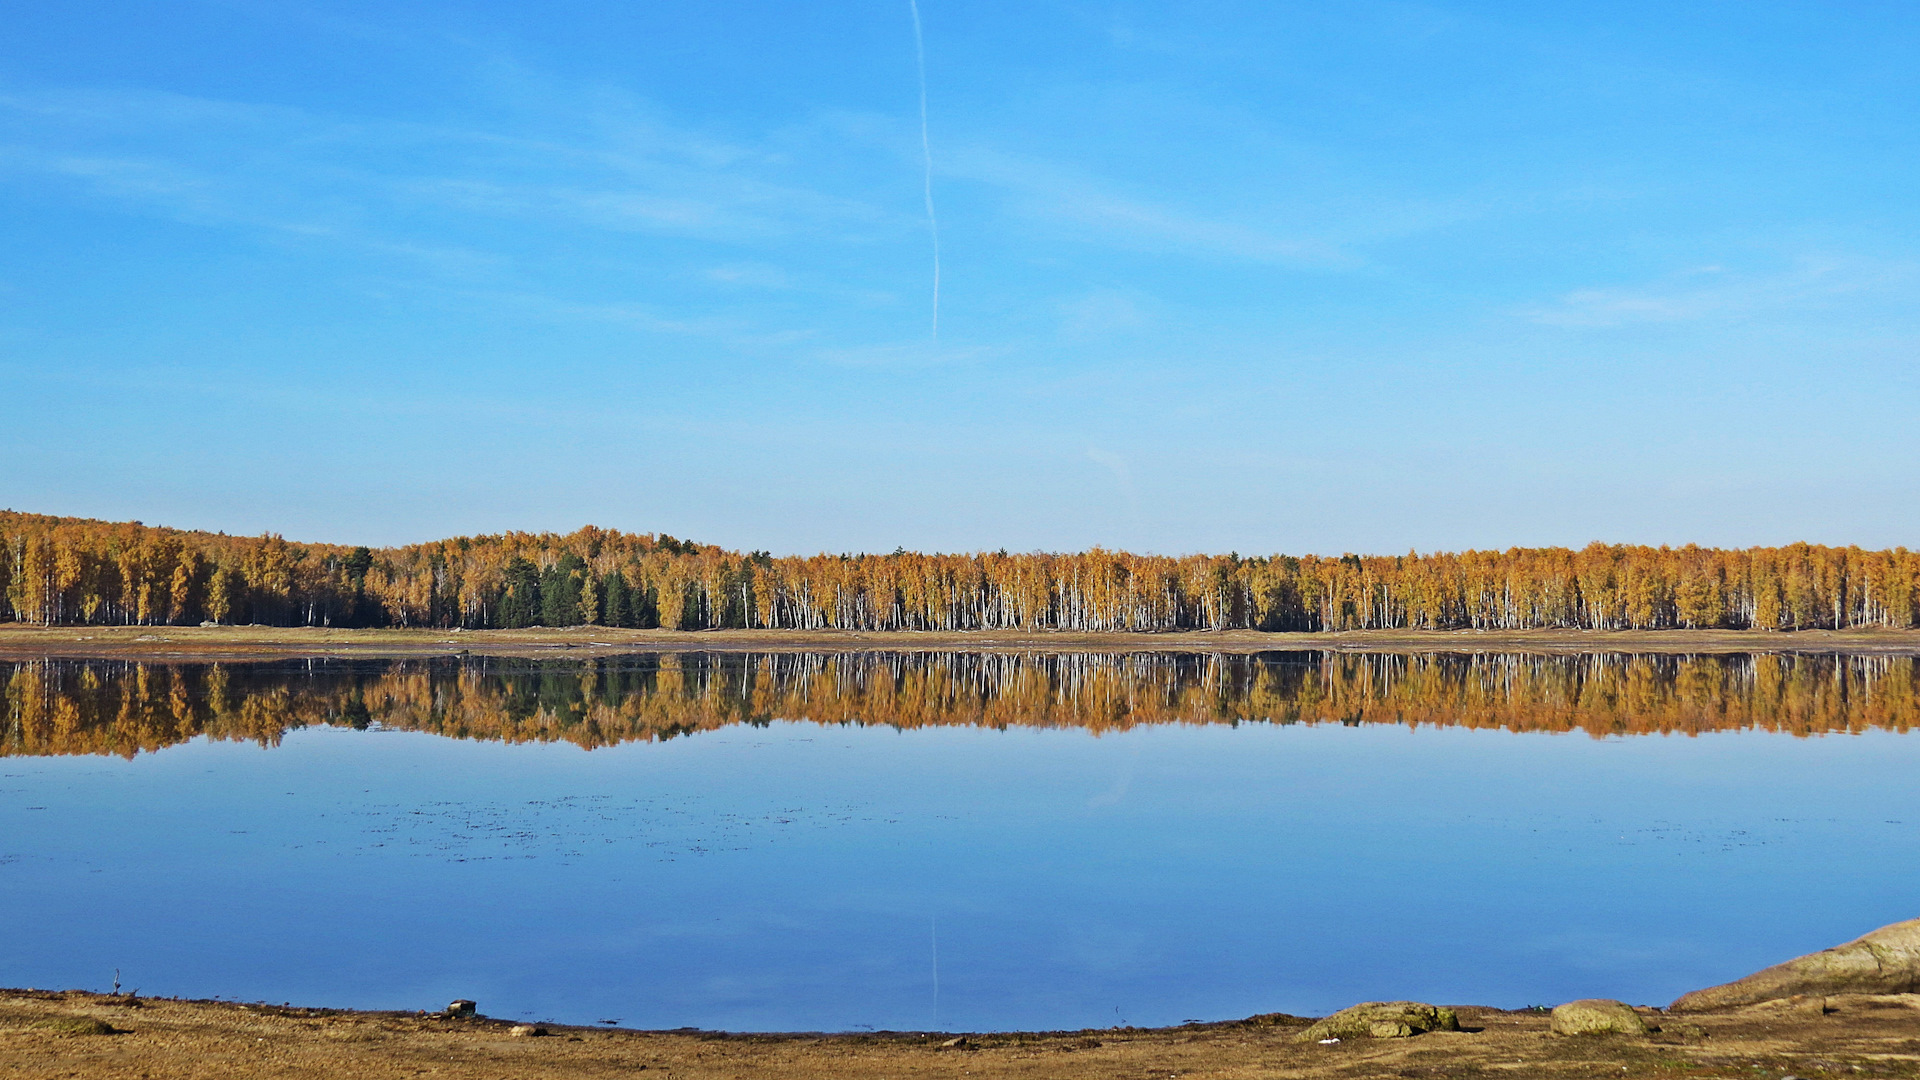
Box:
8 987 1920 1080
3 623 1920 662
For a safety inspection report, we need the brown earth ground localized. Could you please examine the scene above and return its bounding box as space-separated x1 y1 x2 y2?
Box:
5 624 1920 662
6 989 1920 1079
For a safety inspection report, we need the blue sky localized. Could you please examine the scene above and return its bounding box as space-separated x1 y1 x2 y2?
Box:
4 1 1917 554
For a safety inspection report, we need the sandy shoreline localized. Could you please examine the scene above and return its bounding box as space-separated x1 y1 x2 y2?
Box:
6 988 1920 1079
6 623 1920 661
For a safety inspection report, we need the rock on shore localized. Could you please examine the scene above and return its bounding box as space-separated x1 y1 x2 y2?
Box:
1672 917 1920 1011
1549 999 1648 1036
1295 1001 1459 1042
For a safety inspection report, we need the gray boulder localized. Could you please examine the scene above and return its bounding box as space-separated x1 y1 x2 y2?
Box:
1296 1001 1460 1042
1672 917 1920 1011
1550 999 1649 1036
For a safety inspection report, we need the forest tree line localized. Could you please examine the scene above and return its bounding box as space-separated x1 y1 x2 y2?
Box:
3 509 1917 632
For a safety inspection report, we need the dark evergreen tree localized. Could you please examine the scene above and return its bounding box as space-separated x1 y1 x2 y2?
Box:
342 546 375 627
631 582 659 629
602 569 631 628
499 557 542 628
540 553 587 627
343 547 373 587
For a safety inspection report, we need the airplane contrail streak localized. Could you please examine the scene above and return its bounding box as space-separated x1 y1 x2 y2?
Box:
909 0 940 339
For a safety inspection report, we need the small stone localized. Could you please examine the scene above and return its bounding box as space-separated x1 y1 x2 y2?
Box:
938 1036 971 1049
1550 999 1650 1036
510 1024 547 1037
446 999 477 1018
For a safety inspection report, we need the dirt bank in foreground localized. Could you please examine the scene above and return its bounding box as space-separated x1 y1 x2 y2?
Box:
5 989 1920 1080
5 623 1920 661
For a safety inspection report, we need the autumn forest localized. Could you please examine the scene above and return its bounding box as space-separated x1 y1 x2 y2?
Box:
3 509 1917 633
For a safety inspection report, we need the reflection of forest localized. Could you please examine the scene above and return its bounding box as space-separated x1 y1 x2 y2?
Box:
5 651 1918 758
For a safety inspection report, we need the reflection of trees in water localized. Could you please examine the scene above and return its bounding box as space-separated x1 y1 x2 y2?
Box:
5 651 1918 758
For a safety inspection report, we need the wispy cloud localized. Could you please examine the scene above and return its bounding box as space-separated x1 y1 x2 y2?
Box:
0 85 894 245
944 145 1357 268
0 140 519 282
1059 290 1151 339
405 285 826 352
13 149 227 217
1525 258 1914 328
0 72 1417 304
0 80 927 352
1520 255 1912 328
704 262 793 289
811 339 1001 370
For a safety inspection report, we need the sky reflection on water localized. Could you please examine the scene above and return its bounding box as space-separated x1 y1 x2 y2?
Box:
3 655 1920 1031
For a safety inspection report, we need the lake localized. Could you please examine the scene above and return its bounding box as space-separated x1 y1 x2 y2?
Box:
4 650 1919 1032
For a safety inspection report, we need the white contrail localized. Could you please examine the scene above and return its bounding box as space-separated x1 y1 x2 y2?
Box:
909 0 940 339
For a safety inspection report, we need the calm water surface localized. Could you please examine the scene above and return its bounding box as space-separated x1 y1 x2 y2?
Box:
3 651 1919 1031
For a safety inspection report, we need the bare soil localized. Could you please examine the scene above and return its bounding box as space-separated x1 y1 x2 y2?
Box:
5 623 1920 661
6 989 1920 1079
